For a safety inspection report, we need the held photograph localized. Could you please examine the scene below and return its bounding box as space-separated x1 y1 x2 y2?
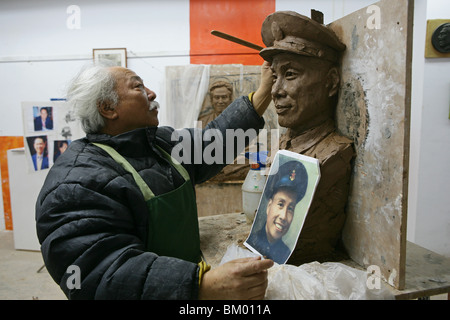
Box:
244 150 321 264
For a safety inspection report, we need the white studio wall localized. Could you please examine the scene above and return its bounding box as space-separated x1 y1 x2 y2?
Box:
0 0 191 136
0 0 191 233
412 0 450 257
276 0 376 23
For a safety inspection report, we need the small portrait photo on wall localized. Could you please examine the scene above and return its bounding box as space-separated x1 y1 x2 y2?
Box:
33 106 54 132
26 135 50 171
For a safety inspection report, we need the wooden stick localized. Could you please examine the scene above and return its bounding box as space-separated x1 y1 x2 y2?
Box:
211 30 264 51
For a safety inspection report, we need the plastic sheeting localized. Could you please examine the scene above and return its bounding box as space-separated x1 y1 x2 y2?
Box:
165 64 210 129
220 244 394 300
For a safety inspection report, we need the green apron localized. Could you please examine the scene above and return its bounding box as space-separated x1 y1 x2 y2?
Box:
93 143 201 263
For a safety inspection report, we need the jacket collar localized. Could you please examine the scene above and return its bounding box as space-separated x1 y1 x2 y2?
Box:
87 126 158 157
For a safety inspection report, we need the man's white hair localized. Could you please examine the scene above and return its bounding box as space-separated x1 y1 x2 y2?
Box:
66 62 119 134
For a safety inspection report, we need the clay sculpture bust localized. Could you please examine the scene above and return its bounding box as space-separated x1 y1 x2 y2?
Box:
260 11 355 264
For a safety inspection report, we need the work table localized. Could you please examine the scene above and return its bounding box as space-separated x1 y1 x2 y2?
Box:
199 212 450 300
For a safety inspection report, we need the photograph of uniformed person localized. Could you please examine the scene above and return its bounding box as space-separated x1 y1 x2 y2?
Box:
245 160 308 264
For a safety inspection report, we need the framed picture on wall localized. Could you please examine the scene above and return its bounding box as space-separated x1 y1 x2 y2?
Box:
93 48 127 67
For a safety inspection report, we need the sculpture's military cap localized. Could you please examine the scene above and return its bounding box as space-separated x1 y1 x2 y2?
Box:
260 11 346 63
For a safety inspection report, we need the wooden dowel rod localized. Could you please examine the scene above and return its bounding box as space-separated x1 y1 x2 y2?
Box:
211 30 263 51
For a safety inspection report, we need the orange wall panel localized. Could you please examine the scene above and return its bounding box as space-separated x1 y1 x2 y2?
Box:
0 136 24 230
190 0 275 65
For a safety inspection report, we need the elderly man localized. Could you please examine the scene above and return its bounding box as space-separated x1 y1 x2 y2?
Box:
35 62 273 300
259 11 355 264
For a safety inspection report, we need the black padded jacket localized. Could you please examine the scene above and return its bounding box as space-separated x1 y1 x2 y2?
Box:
35 96 265 299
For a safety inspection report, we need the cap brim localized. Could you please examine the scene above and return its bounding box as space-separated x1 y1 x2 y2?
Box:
259 47 316 62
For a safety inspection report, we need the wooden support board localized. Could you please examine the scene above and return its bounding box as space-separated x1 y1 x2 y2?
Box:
395 242 450 299
195 182 243 217
329 0 414 289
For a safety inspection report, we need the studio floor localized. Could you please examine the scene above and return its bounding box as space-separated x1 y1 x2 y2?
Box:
0 230 447 300
0 230 65 300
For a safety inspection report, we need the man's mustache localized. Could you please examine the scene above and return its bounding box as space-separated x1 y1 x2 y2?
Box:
149 101 160 111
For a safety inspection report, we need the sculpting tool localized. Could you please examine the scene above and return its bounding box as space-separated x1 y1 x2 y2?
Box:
211 30 263 51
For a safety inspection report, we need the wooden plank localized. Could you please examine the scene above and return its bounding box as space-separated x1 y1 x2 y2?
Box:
195 182 243 217
394 242 450 299
199 212 251 267
328 0 414 289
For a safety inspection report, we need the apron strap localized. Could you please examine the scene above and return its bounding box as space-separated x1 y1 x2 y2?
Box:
92 143 155 201
92 142 191 201
154 145 190 182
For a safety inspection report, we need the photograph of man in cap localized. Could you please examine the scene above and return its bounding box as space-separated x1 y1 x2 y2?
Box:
259 11 354 264
245 152 317 264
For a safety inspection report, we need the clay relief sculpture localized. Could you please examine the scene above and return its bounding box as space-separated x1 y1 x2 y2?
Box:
260 11 355 264
198 80 234 129
198 79 251 182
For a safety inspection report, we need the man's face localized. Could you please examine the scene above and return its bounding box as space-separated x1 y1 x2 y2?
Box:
34 138 46 155
211 87 232 114
265 188 297 243
59 142 68 153
271 53 333 131
40 108 48 120
109 67 159 131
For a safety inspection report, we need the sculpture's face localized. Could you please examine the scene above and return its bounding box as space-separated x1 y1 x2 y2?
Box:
270 53 337 132
211 86 232 114
438 24 450 51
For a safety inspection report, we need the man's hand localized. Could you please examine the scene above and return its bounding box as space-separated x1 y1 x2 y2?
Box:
198 256 274 300
252 61 274 116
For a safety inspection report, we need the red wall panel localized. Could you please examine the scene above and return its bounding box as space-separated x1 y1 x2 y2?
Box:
0 136 24 230
190 0 275 65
